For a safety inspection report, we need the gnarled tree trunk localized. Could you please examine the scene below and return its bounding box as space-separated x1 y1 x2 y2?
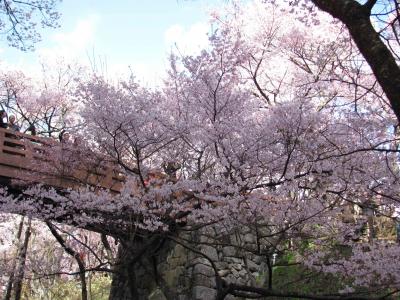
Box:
108 237 180 300
108 244 142 300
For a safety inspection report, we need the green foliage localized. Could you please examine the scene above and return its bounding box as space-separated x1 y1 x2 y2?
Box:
255 249 346 297
272 265 344 295
25 273 111 300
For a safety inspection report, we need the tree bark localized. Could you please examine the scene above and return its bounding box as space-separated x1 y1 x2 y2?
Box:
108 245 139 300
311 0 400 123
3 217 25 300
108 237 175 300
46 222 88 300
101 233 115 265
13 218 31 300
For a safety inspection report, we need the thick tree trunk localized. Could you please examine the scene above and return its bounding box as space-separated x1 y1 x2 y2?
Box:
108 238 177 300
108 245 139 300
312 0 400 123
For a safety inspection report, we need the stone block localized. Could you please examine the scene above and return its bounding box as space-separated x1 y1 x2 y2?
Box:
244 233 254 243
226 257 243 264
193 263 215 277
193 273 216 287
218 269 230 277
222 246 236 257
164 266 185 286
215 261 228 270
192 286 217 300
232 263 243 271
231 268 240 278
190 257 212 267
247 260 260 272
201 245 219 261
199 234 212 243
224 274 237 284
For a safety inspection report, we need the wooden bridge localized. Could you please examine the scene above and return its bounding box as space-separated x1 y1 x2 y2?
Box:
0 128 125 193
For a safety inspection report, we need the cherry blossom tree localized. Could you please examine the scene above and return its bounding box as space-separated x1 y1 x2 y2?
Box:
0 0 61 51
0 216 115 299
0 1 399 299
264 0 400 123
0 61 85 137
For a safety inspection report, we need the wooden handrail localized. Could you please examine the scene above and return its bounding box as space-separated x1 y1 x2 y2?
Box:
0 127 125 192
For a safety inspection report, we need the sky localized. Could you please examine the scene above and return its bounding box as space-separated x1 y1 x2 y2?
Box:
0 0 226 85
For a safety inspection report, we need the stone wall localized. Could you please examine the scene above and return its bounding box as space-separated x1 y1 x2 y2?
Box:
139 226 266 300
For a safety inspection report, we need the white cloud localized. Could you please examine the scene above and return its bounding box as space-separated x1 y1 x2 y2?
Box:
164 22 210 55
38 14 100 61
104 61 166 88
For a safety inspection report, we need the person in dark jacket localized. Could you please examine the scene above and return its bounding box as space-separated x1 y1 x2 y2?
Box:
0 110 7 129
27 124 36 136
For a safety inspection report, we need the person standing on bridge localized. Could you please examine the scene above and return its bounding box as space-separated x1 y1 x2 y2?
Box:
59 130 71 143
8 115 20 132
0 110 7 129
27 124 36 136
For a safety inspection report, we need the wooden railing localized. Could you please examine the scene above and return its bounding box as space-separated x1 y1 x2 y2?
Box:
0 128 124 192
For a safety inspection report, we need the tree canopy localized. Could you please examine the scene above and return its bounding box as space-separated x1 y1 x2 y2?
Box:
0 1 400 299
0 0 61 51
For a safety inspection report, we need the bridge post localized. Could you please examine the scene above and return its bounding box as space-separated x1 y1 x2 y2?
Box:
24 139 33 160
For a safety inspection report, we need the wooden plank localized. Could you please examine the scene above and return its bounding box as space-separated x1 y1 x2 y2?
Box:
2 145 27 156
0 127 127 193
0 128 52 145
3 136 25 146
0 154 30 168
0 164 28 179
